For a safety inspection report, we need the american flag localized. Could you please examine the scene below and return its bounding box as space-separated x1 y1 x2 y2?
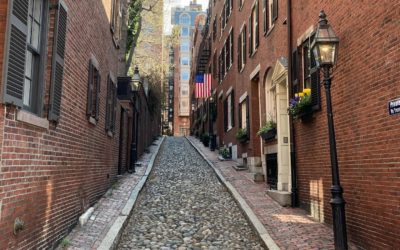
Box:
195 73 212 98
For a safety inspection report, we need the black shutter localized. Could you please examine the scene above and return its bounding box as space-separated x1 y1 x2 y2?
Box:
105 76 112 130
49 0 68 121
111 85 117 132
95 74 101 121
224 98 228 131
246 95 250 138
263 0 267 33
310 52 321 110
3 0 29 107
272 0 278 21
237 33 241 72
238 102 242 129
230 29 234 67
291 49 299 95
244 25 247 64
86 61 94 116
248 16 252 55
255 0 259 48
231 90 235 127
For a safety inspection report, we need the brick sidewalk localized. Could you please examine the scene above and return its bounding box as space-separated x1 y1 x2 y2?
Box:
61 137 164 250
187 136 356 250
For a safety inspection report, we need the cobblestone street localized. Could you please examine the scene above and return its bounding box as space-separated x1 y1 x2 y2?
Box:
117 137 265 250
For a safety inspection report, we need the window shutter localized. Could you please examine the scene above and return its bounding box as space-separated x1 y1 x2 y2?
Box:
238 103 242 129
237 34 241 72
248 16 252 55
244 25 247 64
291 49 299 95
95 74 101 121
105 76 112 130
272 0 278 22
230 29 234 67
111 85 117 132
3 0 29 107
263 0 267 33
231 90 235 127
49 0 68 121
246 95 250 138
86 61 94 116
255 0 259 48
224 98 228 131
310 53 321 110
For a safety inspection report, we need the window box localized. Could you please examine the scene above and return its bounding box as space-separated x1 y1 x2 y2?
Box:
260 127 276 141
236 128 248 144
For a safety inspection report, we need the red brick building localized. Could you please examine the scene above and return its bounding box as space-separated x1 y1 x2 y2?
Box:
0 0 160 248
191 0 400 248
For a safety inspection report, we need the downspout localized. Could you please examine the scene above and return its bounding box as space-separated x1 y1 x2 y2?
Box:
287 0 299 207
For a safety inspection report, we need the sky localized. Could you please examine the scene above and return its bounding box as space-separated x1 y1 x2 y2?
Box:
163 0 209 35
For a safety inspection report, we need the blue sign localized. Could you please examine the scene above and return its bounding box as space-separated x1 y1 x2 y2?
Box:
388 98 400 115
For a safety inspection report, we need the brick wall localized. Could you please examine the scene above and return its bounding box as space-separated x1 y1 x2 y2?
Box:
0 0 124 248
291 1 400 248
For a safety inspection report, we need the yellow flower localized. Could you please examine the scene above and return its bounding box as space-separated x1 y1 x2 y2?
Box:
298 92 305 97
303 88 311 96
295 93 299 97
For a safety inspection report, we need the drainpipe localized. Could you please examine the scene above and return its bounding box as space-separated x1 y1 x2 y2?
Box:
287 0 298 207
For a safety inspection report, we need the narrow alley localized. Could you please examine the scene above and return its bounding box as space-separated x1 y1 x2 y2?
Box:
117 137 265 250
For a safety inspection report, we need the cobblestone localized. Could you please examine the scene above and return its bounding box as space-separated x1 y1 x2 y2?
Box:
117 137 265 250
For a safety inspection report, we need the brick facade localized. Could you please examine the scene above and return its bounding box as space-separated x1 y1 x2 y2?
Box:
192 0 400 248
0 0 160 249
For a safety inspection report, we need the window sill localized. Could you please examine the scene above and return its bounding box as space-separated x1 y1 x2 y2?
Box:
89 116 97 125
250 49 258 58
107 131 114 137
226 126 233 132
239 65 245 73
17 110 49 130
264 24 275 37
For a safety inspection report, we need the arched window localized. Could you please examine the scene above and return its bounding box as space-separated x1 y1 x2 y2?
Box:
180 14 190 25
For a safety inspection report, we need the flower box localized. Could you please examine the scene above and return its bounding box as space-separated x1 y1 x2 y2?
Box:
260 128 277 141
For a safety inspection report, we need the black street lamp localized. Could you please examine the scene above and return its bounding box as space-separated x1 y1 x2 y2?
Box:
130 66 141 173
311 10 347 250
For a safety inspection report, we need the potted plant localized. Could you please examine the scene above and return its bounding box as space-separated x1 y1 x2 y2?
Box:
257 120 277 141
235 128 248 144
288 89 313 121
219 147 231 159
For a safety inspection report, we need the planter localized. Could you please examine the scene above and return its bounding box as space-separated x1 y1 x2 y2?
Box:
237 136 248 144
260 128 277 141
296 108 314 122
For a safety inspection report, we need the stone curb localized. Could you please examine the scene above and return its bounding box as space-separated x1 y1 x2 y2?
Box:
186 136 280 250
97 136 166 250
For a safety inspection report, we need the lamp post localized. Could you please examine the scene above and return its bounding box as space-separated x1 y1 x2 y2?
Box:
311 10 347 249
130 66 141 173
209 95 216 151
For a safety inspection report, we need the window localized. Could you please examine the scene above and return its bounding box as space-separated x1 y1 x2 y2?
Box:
181 57 189 65
105 75 117 133
239 96 250 134
180 14 190 25
87 58 101 122
213 52 217 78
180 42 189 52
3 0 69 119
249 0 259 56
181 71 190 81
263 0 278 34
181 27 189 36
238 25 247 72
225 0 232 21
292 34 321 110
224 90 235 131
111 0 122 45
212 18 217 40
239 0 244 10
229 29 234 69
